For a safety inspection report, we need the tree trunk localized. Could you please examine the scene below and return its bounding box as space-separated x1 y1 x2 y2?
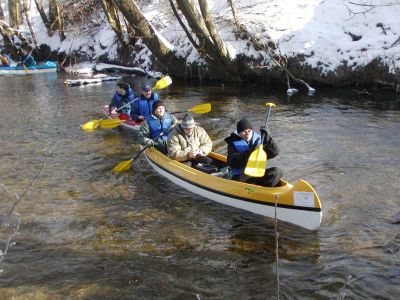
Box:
49 0 65 41
198 0 229 59
22 0 37 46
113 0 186 76
168 0 199 49
0 0 5 21
176 0 240 80
0 20 29 54
8 0 22 28
100 0 126 46
33 0 51 33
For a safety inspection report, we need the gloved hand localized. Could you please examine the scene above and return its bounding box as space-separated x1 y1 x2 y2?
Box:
147 139 155 147
260 127 271 143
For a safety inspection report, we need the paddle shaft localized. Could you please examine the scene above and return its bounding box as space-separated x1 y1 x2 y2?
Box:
115 97 138 112
260 105 273 144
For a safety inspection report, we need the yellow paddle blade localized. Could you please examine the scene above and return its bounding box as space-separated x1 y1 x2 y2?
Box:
81 119 100 131
112 158 133 172
265 102 276 108
188 103 211 114
99 119 124 129
244 145 267 177
152 76 172 90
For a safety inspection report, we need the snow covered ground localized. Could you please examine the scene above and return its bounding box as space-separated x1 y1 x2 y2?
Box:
2 0 399 76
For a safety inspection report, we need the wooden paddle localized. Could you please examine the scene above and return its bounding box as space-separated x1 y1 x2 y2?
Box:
112 103 212 172
81 76 173 132
244 102 276 177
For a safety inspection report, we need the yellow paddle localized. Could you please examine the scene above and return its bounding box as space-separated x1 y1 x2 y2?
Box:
152 76 172 90
112 103 212 172
244 102 276 177
171 103 211 114
81 76 173 132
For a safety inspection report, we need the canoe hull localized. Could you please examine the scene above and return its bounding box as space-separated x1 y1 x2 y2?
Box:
144 148 322 230
0 61 57 75
102 105 142 131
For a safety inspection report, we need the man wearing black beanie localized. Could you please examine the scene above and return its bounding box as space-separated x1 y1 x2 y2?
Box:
224 118 282 187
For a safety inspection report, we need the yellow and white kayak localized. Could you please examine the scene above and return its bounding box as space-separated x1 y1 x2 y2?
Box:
144 148 322 230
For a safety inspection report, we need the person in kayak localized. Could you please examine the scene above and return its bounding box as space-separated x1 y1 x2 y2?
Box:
167 114 213 167
224 118 282 187
17 47 36 67
107 82 135 118
138 100 177 154
130 84 159 122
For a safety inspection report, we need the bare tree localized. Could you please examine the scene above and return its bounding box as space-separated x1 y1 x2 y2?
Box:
8 0 22 28
100 0 126 46
49 0 65 40
111 0 186 76
21 0 37 46
175 0 240 80
0 0 5 20
33 0 51 32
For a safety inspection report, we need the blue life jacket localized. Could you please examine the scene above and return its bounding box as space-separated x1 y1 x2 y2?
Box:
147 113 173 141
231 132 261 177
114 88 135 115
137 93 159 118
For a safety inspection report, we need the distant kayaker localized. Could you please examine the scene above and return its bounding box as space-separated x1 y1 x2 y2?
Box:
130 84 159 121
17 47 36 67
167 114 213 167
106 82 135 118
138 100 177 154
224 118 282 187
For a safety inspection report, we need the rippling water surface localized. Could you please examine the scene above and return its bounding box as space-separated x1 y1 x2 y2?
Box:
0 74 399 299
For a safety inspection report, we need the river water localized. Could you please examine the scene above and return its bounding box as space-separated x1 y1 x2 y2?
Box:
0 73 399 299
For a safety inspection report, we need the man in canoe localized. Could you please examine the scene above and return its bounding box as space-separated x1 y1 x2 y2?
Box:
138 100 177 154
130 84 159 122
225 118 282 187
17 47 36 67
107 82 135 118
167 114 213 167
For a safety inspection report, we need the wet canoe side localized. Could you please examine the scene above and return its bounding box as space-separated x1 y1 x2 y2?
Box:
144 147 322 230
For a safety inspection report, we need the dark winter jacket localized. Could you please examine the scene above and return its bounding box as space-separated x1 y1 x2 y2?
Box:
224 130 279 176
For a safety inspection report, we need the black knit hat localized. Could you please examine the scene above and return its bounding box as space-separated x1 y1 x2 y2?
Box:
237 118 252 133
152 100 165 112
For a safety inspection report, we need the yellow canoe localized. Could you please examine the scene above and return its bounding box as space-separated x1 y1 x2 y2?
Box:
144 148 322 230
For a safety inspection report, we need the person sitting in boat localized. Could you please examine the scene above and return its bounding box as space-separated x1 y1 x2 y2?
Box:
167 114 213 167
17 47 36 67
130 84 159 122
224 118 282 187
107 82 135 118
138 100 177 154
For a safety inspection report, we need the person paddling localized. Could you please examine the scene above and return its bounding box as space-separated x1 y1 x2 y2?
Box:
130 84 159 121
138 100 177 154
224 118 282 187
106 82 135 118
17 47 36 67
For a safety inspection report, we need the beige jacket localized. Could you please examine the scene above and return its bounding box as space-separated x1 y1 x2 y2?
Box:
167 125 213 161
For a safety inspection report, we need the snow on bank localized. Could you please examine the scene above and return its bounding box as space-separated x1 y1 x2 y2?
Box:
7 0 400 75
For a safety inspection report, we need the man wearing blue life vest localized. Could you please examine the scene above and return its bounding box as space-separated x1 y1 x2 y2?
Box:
224 118 282 187
107 82 135 117
131 84 159 121
138 100 177 154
